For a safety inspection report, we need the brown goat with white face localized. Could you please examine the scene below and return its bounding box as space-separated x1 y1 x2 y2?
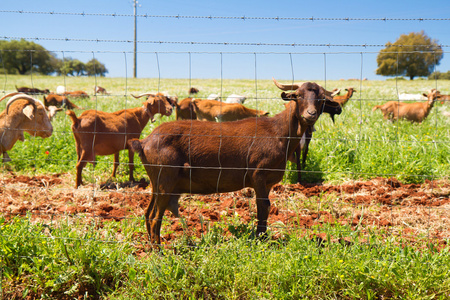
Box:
0 92 53 162
372 90 439 123
128 81 341 248
66 93 174 188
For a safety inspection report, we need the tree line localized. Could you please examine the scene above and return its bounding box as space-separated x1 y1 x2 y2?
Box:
0 32 446 80
0 39 108 76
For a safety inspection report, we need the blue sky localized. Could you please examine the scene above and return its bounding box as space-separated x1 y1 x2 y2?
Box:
1 0 449 80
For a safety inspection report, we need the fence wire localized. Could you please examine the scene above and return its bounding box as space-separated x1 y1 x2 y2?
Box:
0 7 449 257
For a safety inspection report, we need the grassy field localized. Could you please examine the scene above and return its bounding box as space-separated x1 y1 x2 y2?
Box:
1 75 450 184
1 75 450 299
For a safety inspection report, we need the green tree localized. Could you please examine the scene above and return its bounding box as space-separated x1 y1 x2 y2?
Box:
376 31 443 80
85 58 108 77
0 39 58 75
428 70 450 80
59 58 86 76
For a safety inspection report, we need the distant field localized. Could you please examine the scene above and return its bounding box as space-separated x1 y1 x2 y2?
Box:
1 75 449 184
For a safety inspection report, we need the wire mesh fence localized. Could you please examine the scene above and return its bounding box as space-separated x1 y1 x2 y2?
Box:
0 9 449 252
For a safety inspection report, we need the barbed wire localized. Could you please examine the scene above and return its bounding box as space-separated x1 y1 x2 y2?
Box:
2 36 450 48
1 10 450 22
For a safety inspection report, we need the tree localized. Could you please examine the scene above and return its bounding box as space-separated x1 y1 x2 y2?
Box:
59 58 86 76
85 59 108 77
376 31 443 80
0 39 58 75
428 70 450 80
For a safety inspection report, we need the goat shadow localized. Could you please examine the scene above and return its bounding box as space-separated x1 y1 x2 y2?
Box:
100 178 149 190
285 159 326 184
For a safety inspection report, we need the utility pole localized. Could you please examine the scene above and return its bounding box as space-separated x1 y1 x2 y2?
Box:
133 0 138 78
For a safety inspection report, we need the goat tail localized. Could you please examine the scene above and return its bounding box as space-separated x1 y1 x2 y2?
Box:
372 105 381 112
65 110 79 126
128 138 144 157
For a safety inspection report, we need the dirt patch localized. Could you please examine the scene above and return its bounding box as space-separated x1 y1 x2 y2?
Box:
1 174 449 246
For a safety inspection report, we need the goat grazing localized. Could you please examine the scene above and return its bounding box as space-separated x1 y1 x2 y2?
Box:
188 87 199 95
66 93 174 188
0 92 53 162
372 90 439 123
191 99 269 122
127 80 341 247
43 93 81 110
15 86 50 95
94 86 109 95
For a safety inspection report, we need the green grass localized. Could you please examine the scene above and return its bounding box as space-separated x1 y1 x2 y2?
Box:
1 75 449 184
1 75 450 299
2 215 450 299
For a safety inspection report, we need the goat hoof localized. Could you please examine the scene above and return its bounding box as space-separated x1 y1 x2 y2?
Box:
2 153 11 163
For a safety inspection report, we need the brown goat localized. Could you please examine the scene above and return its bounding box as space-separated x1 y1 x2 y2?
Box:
0 92 53 162
94 86 109 95
43 93 81 110
372 90 439 123
64 90 90 99
66 93 174 188
127 81 341 247
175 97 197 120
333 87 357 107
191 99 269 122
436 91 450 104
15 86 50 95
45 106 63 121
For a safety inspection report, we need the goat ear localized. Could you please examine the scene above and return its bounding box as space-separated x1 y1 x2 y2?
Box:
23 105 35 120
281 92 299 101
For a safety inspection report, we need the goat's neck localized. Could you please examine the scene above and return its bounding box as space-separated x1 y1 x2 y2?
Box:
274 101 307 152
135 106 153 128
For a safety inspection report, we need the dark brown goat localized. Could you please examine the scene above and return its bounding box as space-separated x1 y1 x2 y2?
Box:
128 81 341 247
15 86 50 95
66 93 174 188
43 93 81 110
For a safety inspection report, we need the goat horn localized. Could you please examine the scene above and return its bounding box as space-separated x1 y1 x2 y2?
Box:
0 92 24 102
131 93 155 99
3 93 44 115
272 77 302 91
331 88 341 97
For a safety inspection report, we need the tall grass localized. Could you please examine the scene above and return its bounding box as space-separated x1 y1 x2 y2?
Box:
1 75 449 184
2 215 450 299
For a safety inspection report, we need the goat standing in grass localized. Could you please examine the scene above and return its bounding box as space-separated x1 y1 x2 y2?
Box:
372 89 439 123
66 93 174 188
128 81 341 248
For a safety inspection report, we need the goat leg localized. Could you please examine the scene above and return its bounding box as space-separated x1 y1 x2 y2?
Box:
112 152 120 178
127 150 135 182
253 181 271 237
2 152 11 163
